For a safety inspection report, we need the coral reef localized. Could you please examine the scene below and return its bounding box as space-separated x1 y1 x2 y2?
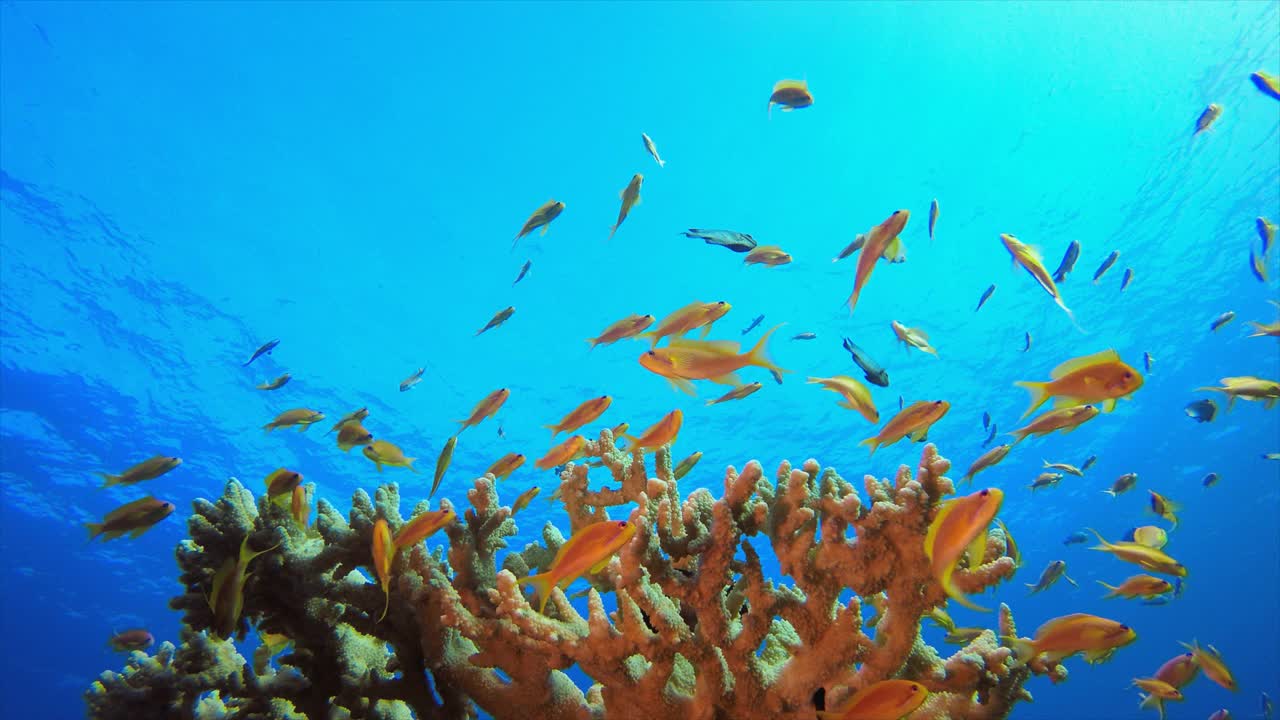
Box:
87 435 1062 719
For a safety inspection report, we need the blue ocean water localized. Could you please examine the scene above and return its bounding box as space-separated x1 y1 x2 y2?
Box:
2 2 1278 718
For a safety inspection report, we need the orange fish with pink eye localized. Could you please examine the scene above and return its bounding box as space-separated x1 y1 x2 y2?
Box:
1180 639 1236 691
638 326 787 395
1139 650 1200 718
392 508 455 549
519 519 637 612
209 534 279 638
545 395 612 437
859 400 949 455
846 209 910 312
816 679 929 720
1005 613 1137 666
1008 405 1099 444
371 519 395 623
535 435 588 470
1015 349 1143 418
768 79 813 116
924 487 1004 611
640 300 733 347
456 388 509 433
620 409 683 451
485 452 525 481
587 313 654 349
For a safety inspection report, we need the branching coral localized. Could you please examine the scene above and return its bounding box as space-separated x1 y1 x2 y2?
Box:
87 436 1062 719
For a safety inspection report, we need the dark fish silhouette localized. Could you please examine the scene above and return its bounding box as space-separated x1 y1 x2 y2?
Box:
1092 250 1120 284
975 284 996 312
982 412 991 430
1210 311 1235 332
741 314 764 335
792 332 817 340
1081 455 1097 472
680 228 757 253
243 339 279 366
1201 472 1219 488
1143 352 1153 372
513 260 532 286
982 423 998 447
1184 399 1217 423
1120 268 1134 291
1062 531 1089 545
1052 240 1080 283
841 338 889 387
400 367 426 392
1022 332 1032 352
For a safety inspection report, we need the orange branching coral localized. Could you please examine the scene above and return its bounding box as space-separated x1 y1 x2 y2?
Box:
87 434 1056 720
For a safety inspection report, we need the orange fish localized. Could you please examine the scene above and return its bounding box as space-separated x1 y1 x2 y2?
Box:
336 422 373 452
859 400 950 455
264 468 303 505
807 375 878 423
1006 613 1137 665
535 435 587 470
816 679 929 720
97 455 182 488
743 245 793 267
393 509 455 548
476 306 515 336
1008 405 1099 444
1098 574 1173 600
513 199 565 247
999 233 1077 327
847 210 909 312
1087 528 1188 577
706 382 763 406
640 300 732 346
545 395 612 437
924 487 1004 611
1131 678 1183 702
86 496 175 542
209 535 278 637
1180 640 1236 691
587 314 655 349
609 174 642 240
639 325 787 395
1015 349 1143 417
519 519 637 612
485 452 526 481
891 320 939 357
371 519 395 622
290 485 310 530
457 388 510 432
621 409 682 451
768 79 813 116
512 486 540 514
961 444 1012 484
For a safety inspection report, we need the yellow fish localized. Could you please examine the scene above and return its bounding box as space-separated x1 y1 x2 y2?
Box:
519 520 637 612
1015 349 1143 417
327 407 369 434
890 320 938 357
1009 405 1099 444
1131 677 1183 702
485 452 525 481
924 487 1003 611
457 388 509 433
1180 640 1236 691
640 300 732 346
847 210 909 312
535 435 587 470
512 486 540 515
256 373 291 391
363 440 418 473
1130 525 1167 549
621 409 682 451
815 679 928 720
673 451 702 480
1098 574 1173 600
767 79 813 115
371 519 395 622
1195 376 1280 410
961 444 1011 484
1148 491 1180 528
336 422 373 452
639 326 787 395
999 233 1077 326
97 455 182 488
290 485 310 531
1087 528 1187 577
608 174 642 240
86 497 175 542
546 395 612 437
807 375 878 423
430 435 457 500
209 534 279 637
587 314 654 349
264 468 303 503
393 509 455 548
859 400 949 455
1252 71 1280 100
263 408 325 433
476 306 515 336
1006 613 1137 665
513 199 565 247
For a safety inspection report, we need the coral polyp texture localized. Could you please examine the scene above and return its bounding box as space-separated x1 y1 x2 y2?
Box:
86 434 1059 720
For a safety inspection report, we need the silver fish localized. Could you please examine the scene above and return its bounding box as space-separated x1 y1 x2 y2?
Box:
243 339 280 366
741 314 764 335
641 132 665 168
1210 311 1235 331
512 260 532 286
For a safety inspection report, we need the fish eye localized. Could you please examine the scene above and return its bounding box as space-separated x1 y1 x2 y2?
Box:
979 489 989 496
933 400 943 405
600 395 608 400
910 685 919 692
617 521 627 527
646 351 657 356
1119 624 1130 631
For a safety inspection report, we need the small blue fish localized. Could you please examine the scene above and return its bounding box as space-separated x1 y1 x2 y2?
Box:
982 423 998 448
741 314 764 335
1143 352 1152 372
1022 332 1032 352
975 284 995 312
982 411 990 430
1120 267 1134 291
1081 455 1097 472
1141 596 1170 606
512 260 532 286
1052 240 1080 283
1062 531 1089 545
1202 472 1219 488
243 339 280 366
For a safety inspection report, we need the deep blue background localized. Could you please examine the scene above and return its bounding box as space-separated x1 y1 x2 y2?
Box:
2 2 1277 718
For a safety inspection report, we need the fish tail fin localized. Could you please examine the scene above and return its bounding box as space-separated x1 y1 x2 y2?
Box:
1097 580 1118 598
377 586 390 623
97 473 121 488
658 158 666 168
1013 381 1050 418
747 324 788 375
858 437 879 456
1004 637 1037 668
543 424 562 438
519 572 554 613
263 424 275 434
608 225 618 240
85 523 103 541
1084 527 1110 547
1008 429 1028 445
585 337 599 350
1101 489 1116 497
1025 583 1039 593
407 458 419 474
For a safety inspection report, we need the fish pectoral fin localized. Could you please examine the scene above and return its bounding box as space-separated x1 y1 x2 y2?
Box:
708 373 741 386
665 377 697 396
965 530 989 568
1101 398 1117 412
588 557 612 574
1064 574 1078 587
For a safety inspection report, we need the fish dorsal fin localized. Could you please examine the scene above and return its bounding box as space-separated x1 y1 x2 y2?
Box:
773 79 807 92
1049 349 1121 379
668 337 741 355
924 499 957 561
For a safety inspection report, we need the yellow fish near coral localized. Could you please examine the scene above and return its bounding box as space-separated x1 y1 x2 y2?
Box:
85 496 175 542
673 451 702 480
1098 574 1173 600
621 409 683 451
371 519 395 622
1014 349 1143 417
290 485 310 530
890 320 938 357
767 79 813 116
363 440 418 473
263 408 325 433
520 519 637 612
638 326 787 395
456 388 510 433
608 174 642 240
999 233 1077 327
924 487 1004 611
815 679 929 720
97 454 182 488
807 375 878 423
209 534 279 638
1006 613 1137 665
264 468 303 504
1131 677 1183 702
1194 376 1280 410
961 445 1012 484
393 508 455 549
546 395 612 437
512 486 540 514
513 199 564 248
860 400 950 455
535 435 587 470
1086 528 1188 577
485 452 525 481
